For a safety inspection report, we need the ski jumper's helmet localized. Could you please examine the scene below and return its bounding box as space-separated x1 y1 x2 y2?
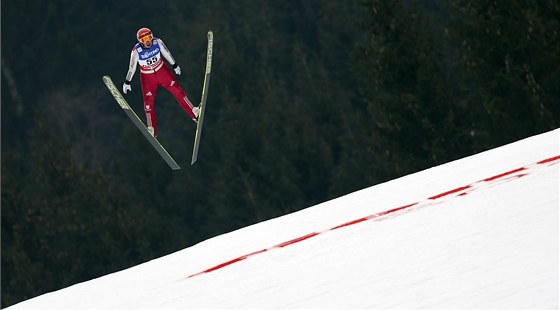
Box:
137 28 153 44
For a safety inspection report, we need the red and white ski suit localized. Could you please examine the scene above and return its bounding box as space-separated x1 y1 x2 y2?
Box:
125 38 196 136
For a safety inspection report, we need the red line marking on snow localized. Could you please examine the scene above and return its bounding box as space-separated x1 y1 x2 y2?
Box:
185 155 559 279
380 203 418 215
246 249 268 257
331 216 372 230
274 232 321 248
429 186 472 200
330 203 418 231
538 155 560 165
205 257 247 273
483 167 527 182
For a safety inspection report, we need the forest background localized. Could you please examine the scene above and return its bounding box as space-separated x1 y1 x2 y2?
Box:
2 0 558 307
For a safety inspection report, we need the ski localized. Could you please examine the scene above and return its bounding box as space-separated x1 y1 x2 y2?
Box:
191 30 214 165
102 75 181 170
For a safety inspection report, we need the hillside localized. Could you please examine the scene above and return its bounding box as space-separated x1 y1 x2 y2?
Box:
9 129 559 309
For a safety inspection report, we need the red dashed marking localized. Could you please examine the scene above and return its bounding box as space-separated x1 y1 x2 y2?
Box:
205 257 247 273
331 216 372 230
429 186 473 200
275 232 321 248
186 155 559 279
538 155 560 165
483 168 527 182
380 203 418 216
246 249 268 256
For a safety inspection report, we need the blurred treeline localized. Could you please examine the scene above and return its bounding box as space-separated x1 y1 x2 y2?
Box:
2 0 558 307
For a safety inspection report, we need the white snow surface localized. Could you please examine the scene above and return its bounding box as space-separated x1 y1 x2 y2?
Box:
10 129 559 309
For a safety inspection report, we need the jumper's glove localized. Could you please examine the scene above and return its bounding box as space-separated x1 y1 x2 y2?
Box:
172 63 181 75
123 81 131 94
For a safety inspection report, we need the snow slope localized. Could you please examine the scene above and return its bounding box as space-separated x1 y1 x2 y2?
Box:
10 129 559 309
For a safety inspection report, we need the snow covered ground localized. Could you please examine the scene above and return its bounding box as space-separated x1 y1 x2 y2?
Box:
9 129 559 309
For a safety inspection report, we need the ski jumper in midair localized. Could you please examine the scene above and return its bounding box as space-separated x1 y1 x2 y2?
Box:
123 28 199 137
